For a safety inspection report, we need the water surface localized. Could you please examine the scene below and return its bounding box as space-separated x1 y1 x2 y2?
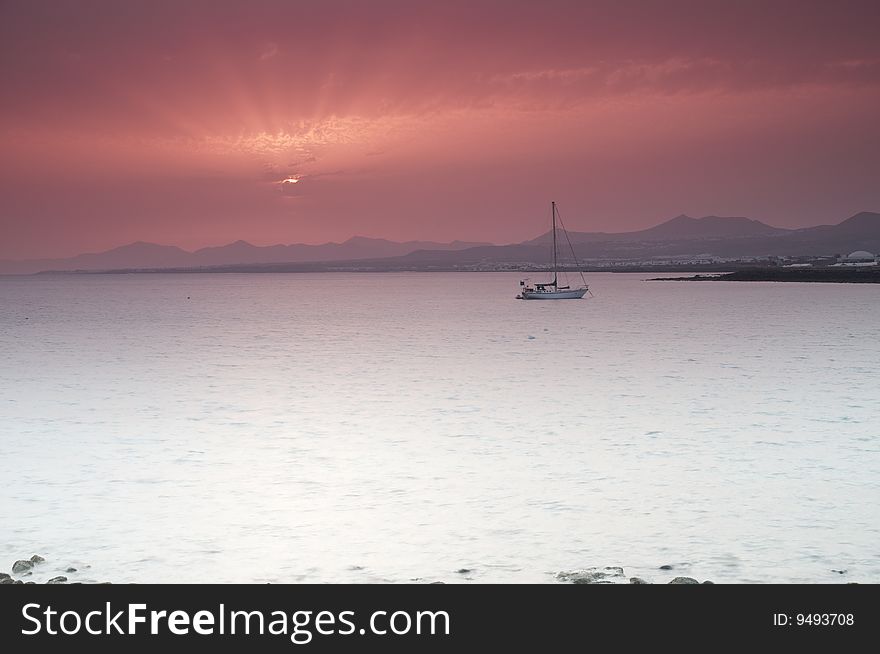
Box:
1 272 878 583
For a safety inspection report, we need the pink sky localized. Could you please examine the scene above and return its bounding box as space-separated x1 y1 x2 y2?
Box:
2 0 880 258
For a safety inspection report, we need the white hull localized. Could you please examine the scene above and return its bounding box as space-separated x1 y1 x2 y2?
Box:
520 288 588 300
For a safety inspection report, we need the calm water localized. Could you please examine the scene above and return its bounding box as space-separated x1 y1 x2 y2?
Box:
1 272 878 584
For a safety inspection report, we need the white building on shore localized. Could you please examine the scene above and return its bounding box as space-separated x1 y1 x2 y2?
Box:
834 250 878 266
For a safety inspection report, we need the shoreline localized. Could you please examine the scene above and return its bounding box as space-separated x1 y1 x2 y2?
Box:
3 555 863 585
2 555 711 585
649 268 880 283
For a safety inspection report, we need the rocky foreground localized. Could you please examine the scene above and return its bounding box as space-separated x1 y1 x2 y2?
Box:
1 555 110 585
555 566 713 584
4 556 718 585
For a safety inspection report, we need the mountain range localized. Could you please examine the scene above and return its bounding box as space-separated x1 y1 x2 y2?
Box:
524 214 789 245
0 236 490 274
2 212 878 274
394 211 880 266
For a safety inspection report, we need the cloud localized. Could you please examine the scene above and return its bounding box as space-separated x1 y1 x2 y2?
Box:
3 0 880 138
487 56 880 106
259 41 279 60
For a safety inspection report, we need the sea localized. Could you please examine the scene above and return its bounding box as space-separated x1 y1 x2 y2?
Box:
1 272 878 583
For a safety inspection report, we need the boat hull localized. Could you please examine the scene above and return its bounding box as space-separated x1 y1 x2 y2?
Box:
520 288 588 300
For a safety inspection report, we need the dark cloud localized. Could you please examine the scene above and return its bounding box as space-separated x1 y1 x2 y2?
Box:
2 0 879 133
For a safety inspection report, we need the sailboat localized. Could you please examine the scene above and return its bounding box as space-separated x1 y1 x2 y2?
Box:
517 202 589 300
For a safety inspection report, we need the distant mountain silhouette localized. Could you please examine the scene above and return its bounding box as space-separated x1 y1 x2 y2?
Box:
188 236 491 267
0 236 490 274
777 211 880 256
402 211 880 265
630 214 789 240
3 242 194 274
813 211 880 236
525 214 789 245
2 212 878 274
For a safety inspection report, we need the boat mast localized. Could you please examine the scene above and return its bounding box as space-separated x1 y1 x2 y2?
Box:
551 201 558 287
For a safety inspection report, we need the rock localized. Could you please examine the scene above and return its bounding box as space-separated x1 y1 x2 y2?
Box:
630 577 649 584
557 567 627 584
0 578 14 585
429 581 445 585
702 580 715 584
66 568 77 573
46 576 68 584
456 568 472 574
669 576 700 584
831 569 847 575
0 573 10 581
29 555 46 564
12 560 34 574
25 582 36 585
566 572 608 584
659 564 674 570
14 580 23 585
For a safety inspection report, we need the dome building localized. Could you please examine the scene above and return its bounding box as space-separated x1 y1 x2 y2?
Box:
837 250 877 266
846 250 875 260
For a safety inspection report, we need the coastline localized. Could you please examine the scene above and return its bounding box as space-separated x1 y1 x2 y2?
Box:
4 555 864 585
2 555 713 585
650 268 880 283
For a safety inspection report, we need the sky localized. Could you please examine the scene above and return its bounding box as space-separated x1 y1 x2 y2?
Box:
2 0 880 259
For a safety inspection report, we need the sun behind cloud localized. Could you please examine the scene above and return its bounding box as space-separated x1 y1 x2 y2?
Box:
279 175 304 196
